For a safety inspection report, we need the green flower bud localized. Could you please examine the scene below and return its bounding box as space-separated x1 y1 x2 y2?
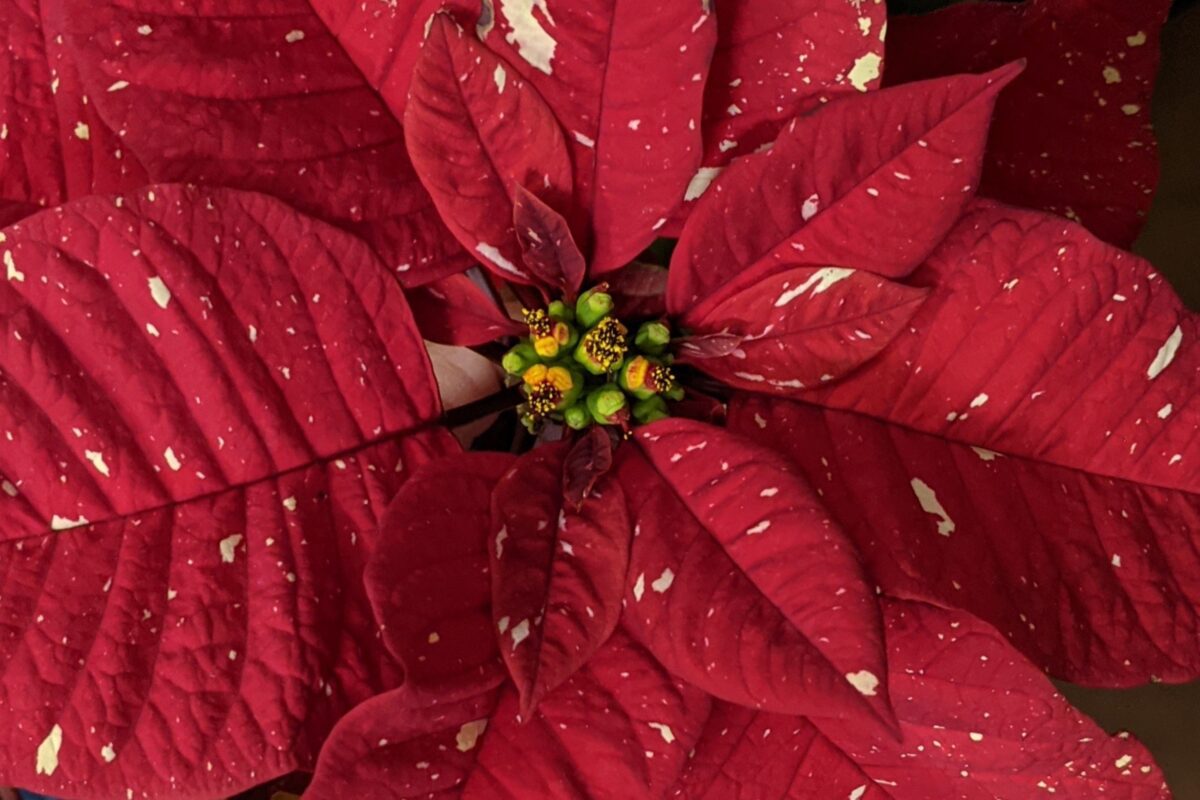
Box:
632 395 670 425
563 403 592 430
634 320 671 355
576 285 615 329
573 317 628 375
586 384 628 426
547 299 575 324
502 342 540 376
662 384 685 402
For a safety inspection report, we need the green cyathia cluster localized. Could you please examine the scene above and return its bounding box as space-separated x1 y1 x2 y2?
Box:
502 285 682 431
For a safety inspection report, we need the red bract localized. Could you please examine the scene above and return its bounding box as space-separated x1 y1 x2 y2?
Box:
490 442 631 716
3 0 473 287
728 200 1200 687
885 0 1172 248
0 0 1189 797
0 187 456 796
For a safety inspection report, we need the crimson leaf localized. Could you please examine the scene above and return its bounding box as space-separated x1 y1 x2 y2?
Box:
0 186 455 797
490 442 632 715
683 266 929 394
669 64 1022 318
621 419 895 728
729 200 1200 686
405 14 574 286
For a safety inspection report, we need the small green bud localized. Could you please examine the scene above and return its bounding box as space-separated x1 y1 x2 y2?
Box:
634 320 671 355
586 384 628 425
502 342 539 375
576 285 615 329
662 385 685 402
547 299 575 324
563 403 592 430
632 395 670 424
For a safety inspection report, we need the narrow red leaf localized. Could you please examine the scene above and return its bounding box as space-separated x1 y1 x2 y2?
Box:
684 267 929 394
367 453 515 705
405 14 574 286
307 685 502 800
490 443 632 715
672 702 889 800
669 64 1023 319
670 0 889 227
813 599 1171 799
561 426 616 511
0 187 457 796
886 0 1171 248
43 0 472 286
477 0 717 273
462 632 710 798
408 273 524 346
622 420 894 727
513 184 587 299
728 200 1200 686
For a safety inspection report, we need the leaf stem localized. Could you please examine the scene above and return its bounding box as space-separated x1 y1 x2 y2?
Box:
441 385 523 428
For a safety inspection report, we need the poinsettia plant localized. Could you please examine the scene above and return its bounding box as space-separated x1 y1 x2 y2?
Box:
0 0 1188 798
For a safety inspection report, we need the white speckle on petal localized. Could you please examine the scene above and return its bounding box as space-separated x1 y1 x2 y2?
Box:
510 618 531 649
969 393 989 408
219 533 243 564
1112 554 1122 568
845 670 879 696
801 193 820 221
745 520 771 536
476 242 525 278
1157 403 1173 419
684 167 723 201
1115 754 1133 769
501 0 557 74
848 52 882 91
74 122 90 140
84 450 110 477
107 80 130 92
849 787 867 800
51 514 89 531
633 572 646 601
970 447 1000 461
282 496 298 511
1127 31 1147 47
1103 66 1122 84
456 719 488 752
36 725 62 776
101 743 116 762
493 64 507 93
650 568 675 593
969 732 984 742
774 267 854 306
4 250 24 282
137 24 153 35
648 722 675 743
147 276 171 308
911 478 955 536
163 447 182 471
573 131 595 148
285 29 305 43
495 526 508 559
1147 325 1182 379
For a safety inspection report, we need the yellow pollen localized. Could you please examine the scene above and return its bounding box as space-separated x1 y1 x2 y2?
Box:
582 318 628 372
649 364 676 393
625 356 649 390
